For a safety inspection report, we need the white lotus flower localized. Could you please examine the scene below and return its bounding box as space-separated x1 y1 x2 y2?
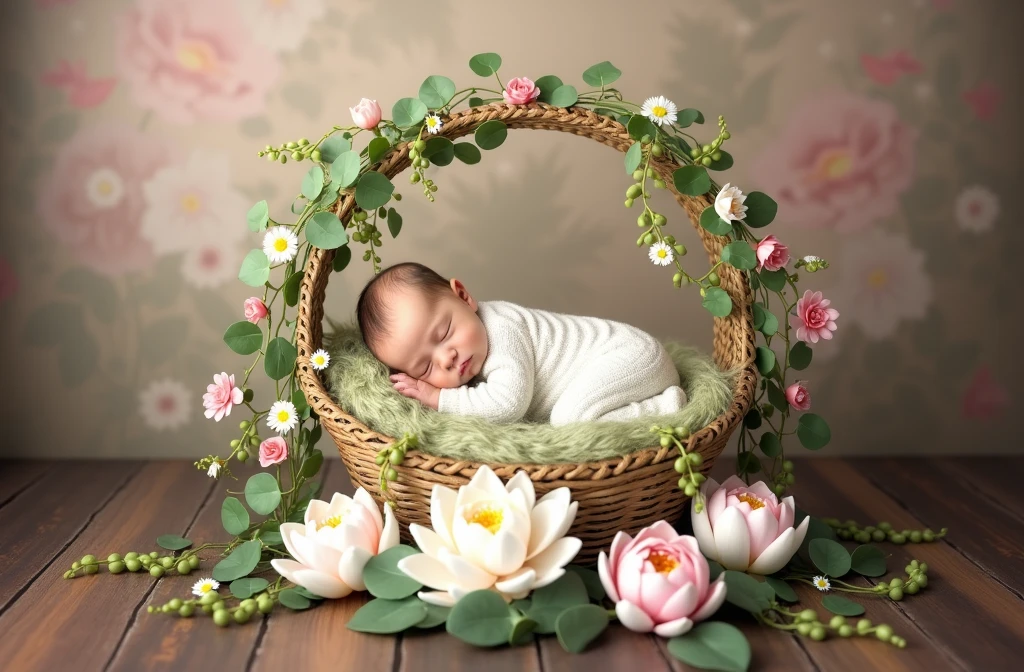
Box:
270 488 399 599
396 466 581 607
714 183 748 221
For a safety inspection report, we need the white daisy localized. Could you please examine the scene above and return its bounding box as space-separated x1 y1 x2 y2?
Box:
85 168 125 209
648 242 674 266
310 349 330 370
191 577 220 597
425 114 443 135
954 185 1000 233
640 95 678 127
262 226 299 264
813 576 831 592
138 379 192 431
714 183 748 221
207 461 222 479
181 241 242 289
267 400 299 434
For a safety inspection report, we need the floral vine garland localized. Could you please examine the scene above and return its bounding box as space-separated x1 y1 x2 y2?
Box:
60 54 948 670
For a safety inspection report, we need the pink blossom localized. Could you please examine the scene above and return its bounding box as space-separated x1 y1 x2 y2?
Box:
748 90 918 233
755 235 790 272
41 60 117 109
258 436 289 467
597 521 726 638
962 366 1009 420
202 372 244 421
962 83 1001 121
37 123 171 276
244 297 268 323
0 257 17 303
349 98 381 130
115 0 280 124
860 50 923 86
785 381 811 411
789 290 839 344
502 77 541 105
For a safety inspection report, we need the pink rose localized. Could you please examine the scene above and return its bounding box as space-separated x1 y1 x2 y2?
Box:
37 123 170 276
244 297 268 324
0 257 17 303
41 60 117 109
755 235 790 272
962 366 1009 421
748 90 918 233
785 381 811 411
502 77 541 105
860 50 922 86
598 521 726 637
258 436 289 467
349 98 382 130
789 290 839 344
115 0 280 123
202 372 244 421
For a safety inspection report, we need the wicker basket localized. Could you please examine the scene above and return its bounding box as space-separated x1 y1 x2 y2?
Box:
296 102 757 564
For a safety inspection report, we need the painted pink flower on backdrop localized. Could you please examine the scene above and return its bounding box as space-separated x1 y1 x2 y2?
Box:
0 257 17 302
748 90 918 233
41 61 117 109
962 83 1001 121
961 366 1009 421
115 0 280 124
860 50 923 86
37 124 171 276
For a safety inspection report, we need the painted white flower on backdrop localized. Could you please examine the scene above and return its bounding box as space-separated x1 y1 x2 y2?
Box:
138 379 193 431
238 0 326 53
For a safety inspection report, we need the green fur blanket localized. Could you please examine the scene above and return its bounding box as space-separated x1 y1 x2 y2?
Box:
323 320 738 464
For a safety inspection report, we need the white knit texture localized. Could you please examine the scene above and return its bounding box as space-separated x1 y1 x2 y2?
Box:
437 301 686 425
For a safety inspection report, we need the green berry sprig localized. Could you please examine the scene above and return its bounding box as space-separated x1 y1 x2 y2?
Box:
258 137 322 165
63 550 201 580
148 587 278 626
651 425 707 510
872 560 930 600
406 131 439 202
687 115 730 167
374 433 418 494
823 519 948 545
763 608 906 648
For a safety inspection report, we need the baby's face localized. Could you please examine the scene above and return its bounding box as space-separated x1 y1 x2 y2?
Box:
372 280 488 389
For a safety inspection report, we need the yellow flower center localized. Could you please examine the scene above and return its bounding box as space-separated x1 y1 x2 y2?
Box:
277 409 291 422
648 551 679 575
318 514 343 530
816 578 828 588
657 249 668 259
729 199 744 215
867 268 888 289
427 117 438 128
468 506 503 534
274 238 289 252
97 179 114 196
814 148 852 180
177 41 216 72
314 355 325 365
652 105 667 118
180 193 201 214
737 493 765 510
200 583 213 593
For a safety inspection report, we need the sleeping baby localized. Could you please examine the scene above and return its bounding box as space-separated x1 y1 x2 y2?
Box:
356 262 687 426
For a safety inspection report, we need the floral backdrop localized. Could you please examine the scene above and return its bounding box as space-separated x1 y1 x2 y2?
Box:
0 0 1019 458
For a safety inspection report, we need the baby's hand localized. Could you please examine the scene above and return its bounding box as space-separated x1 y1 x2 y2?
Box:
390 373 441 410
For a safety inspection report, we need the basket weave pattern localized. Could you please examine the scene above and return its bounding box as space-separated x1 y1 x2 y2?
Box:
296 103 757 563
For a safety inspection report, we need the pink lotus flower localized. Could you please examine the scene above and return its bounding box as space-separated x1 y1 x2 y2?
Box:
785 382 811 411
349 98 381 130
115 0 280 123
962 366 1009 420
755 235 790 272
503 77 541 105
962 82 1001 121
691 476 810 575
860 50 923 86
789 290 839 344
597 521 726 637
202 372 244 421
259 436 289 467
748 91 918 233
0 257 17 303
244 297 268 323
41 60 117 108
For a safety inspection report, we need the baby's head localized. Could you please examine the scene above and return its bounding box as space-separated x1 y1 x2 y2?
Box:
356 262 488 389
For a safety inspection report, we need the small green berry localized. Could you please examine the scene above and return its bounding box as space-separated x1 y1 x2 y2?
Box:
241 599 258 615
640 134 651 144
674 457 687 473
683 483 697 497
213 610 231 627
872 529 887 542
82 554 97 566
910 531 922 543
212 600 225 611
875 625 893 642
660 435 673 448
108 561 125 574
651 143 664 157
889 577 903 588
796 622 813 636
890 533 906 544
237 450 248 463
829 615 845 629
708 271 720 286
687 452 703 467
311 150 322 162
234 609 251 624
888 587 904 601
390 449 405 466
645 168 655 178
677 476 689 490
654 179 666 189
149 565 165 578
188 555 200 569
279 154 287 164
643 233 654 245
798 609 817 623
689 148 700 159
160 557 174 569
877 522 892 532
200 591 220 605
72 561 81 570
624 198 634 208
838 624 853 637
653 213 667 227
177 560 190 575
722 131 731 140
626 184 642 199
915 574 928 588
258 598 274 614
414 139 427 151
711 151 722 162
168 598 183 610
856 619 872 633
904 581 919 595
126 559 141 572
386 468 398 481
810 626 826 641
230 439 241 449
179 604 195 618
107 553 122 563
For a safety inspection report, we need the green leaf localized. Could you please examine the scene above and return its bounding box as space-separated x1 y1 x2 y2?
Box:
759 268 787 292
259 521 283 546
330 151 360 188
765 576 797 603
524 571 590 634
565 565 606 601
367 136 391 164
300 449 323 479
581 61 621 87
743 192 778 228
156 534 192 551
283 271 304 307
548 84 578 107
223 321 263 355
797 413 831 450
702 287 732 318
474 119 507 150
230 577 269 599
667 622 751 672
555 604 609 653
363 545 423 600
469 53 502 77
392 97 428 127
699 206 731 235
754 304 778 336
624 142 642 174
707 150 734 172
626 114 657 142
305 212 348 250
707 560 725 581
333 245 352 272
238 249 271 287
212 540 262 582
419 75 456 109
509 615 537 647
723 571 772 614
446 589 512 646
453 142 481 164
318 136 351 164
759 432 782 458
755 346 776 376
301 166 324 201
676 108 703 128
422 136 455 166
221 497 250 536
417 603 452 629
387 207 403 238
722 241 757 270
245 472 282 516
57 268 120 324
809 538 852 578
737 451 761 475
743 409 762 430
292 388 309 418
789 342 812 370
850 545 887 577
767 380 789 413
264 336 297 381
355 172 394 210
534 75 563 104
673 166 711 196
278 589 312 610
348 596 427 633
822 595 865 617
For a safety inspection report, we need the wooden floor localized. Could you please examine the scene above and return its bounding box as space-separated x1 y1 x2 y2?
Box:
0 456 1021 671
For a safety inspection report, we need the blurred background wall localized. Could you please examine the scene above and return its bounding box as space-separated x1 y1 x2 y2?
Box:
0 0 1020 458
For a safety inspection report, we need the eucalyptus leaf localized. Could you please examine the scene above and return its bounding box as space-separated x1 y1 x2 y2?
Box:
367 136 391 164
524 571 589 634
850 545 887 577
305 212 348 250
333 245 352 272
797 413 831 450
765 576 797 603
349 596 428 633
264 336 297 381
330 151 360 188
759 268 787 292
156 534 192 551
422 137 455 166
555 604 609 653
474 120 507 150
548 84 578 107
300 449 323 479
809 538 852 577
230 577 269 599
509 615 537 647
624 142 642 174
822 595 865 617
221 497 250 536
363 545 423 599
355 172 394 210
759 432 782 458
722 241 757 270
699 206 731 235
416 603 452 629
245 472 282 516
767 380 789 413
702 287 732 318
626 114 657 142
722 570 771 613
672 166 711 196
742 191 778 228
212 540 262 582
278 588 312 610
581 61 621 86
565 565 606 601
743 409 762 430
707 150 734 171
446 589 512 646
755 346 776 376
301 166 324 200
283 271 304 307
453 143 481 164
676 108 703 127
222 321 263 356
247 200 270 232
419 75 456 109
789 342 812 370
387 207 403 238
707 560 725 581
392 97 428 127
737 451 761 475
534 75 563 103
667 622 751 672
318 136 351 163
238 249 271 287
469 53 502 77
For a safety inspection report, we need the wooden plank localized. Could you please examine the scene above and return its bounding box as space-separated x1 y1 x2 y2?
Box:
250 458 398 671
400 632 542 672
0 461 213 671
0 460 140 613
539 624 671 672
932 457 1024 522
0 461 53 510
658 621 815 672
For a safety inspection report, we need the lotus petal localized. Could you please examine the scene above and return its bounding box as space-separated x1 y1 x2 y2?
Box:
653 616 693 638
615 599 655 633
690 578 727 622
712 506 751 571
397 553 458 592
495 567 537 595
338 546 372 592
